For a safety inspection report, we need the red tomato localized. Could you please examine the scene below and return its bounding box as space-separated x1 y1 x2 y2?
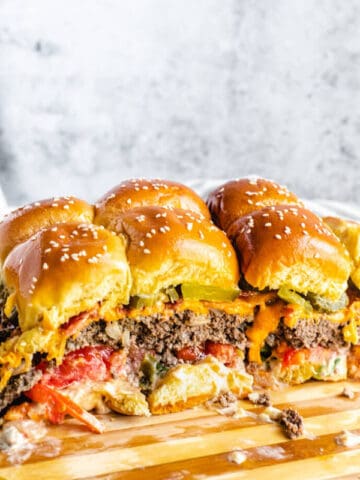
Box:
205 341 236 364
177 346 204 362
41 346 114 388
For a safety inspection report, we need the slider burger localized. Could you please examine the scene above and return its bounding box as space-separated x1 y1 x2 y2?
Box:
323 216 360 378
208 178 356 386
0 180 253 432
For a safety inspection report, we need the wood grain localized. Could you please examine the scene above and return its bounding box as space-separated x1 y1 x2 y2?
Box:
1 381 360 480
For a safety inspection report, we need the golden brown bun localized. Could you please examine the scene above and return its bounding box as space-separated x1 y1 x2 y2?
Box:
3 223 131 332
94 178 210 229
0 197 94 265
112 205 239 296
207 177 301 232
324 216 360 289
227 205 352 300
148 356 253 414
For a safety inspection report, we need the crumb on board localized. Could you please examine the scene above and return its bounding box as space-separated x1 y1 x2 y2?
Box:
341 387 355 399
247 391 271 406
227 450 247 465
279 408 304 439
335 430 360 447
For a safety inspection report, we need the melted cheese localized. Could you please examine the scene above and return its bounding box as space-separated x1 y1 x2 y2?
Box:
247 302 284 363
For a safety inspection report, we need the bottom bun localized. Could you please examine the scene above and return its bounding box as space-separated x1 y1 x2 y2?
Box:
148 356 253 415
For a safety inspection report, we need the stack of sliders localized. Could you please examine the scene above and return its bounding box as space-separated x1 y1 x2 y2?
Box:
0 176 360 433
207 178 358 386
0 179 253 432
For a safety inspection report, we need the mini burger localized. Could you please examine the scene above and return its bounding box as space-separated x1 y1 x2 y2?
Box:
207 178 357 386
0 180 252 432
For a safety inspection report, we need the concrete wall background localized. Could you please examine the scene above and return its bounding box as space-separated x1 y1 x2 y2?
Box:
0 0 359 205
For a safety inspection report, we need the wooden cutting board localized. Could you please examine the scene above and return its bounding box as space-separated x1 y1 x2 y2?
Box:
2 380 360 480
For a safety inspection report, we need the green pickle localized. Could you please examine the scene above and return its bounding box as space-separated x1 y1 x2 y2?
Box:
277 286 313 312
181 283 240 302
306 292 348 313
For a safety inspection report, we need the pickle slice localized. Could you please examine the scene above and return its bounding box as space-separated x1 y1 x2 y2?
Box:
307 292 349 313
129 295 158 308
180 284 240 302
277 287 313 312
130 287 179 308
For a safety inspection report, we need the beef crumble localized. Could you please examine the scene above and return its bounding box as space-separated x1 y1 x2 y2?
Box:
279 408 304 439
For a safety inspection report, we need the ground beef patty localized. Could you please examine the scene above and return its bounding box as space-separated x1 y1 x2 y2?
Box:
0 369 43 413
265 317 347 350
67 309 252 365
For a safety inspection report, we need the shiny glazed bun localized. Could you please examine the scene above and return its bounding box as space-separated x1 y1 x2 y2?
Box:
112 206 239 296
3 223 131 332
207 177 301 232
227 205 352 300
94 178 210 229
324 216 360 289
0 197 94 265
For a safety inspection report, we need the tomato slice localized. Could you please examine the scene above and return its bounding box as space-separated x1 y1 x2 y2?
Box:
205 341 236 364
26 383 104 433
176 346 204 362
41 346 114 389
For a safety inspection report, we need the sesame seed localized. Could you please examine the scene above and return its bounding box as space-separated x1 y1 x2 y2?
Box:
51 227 58 232
159 227 167 234
300 222 306 228
186 222 193 231
145 232 152 238
264 222 272 227
102 245 108 251
32 276 38 282
126 198 132 205
314 252 320 259
59 235 66 239
88 257 99 264
34 202 41 207
71 253 79 261
63 204 70 210
142 185 149 190
274 234 282 240
62 247 70 252
44 248 52 254
150 228 156 235
139 240 145 247
247 199 253 205
136 215 145 223
106 193 116 200
68 200 75 205
303 230 309 236
262 213 270 217
42 262 49 270
143 248 151 254
51 203 59 207
284 226 291 235
199 230 205 240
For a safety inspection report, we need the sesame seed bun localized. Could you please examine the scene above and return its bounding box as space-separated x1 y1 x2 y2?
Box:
227 206 352 300
112 206 239 296
3 223 131 332
324 216 360 290
0 197 94 265
207 177 301 232
94 178 210 229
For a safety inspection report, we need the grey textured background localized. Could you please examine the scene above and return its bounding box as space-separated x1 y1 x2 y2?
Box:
0 0 359 206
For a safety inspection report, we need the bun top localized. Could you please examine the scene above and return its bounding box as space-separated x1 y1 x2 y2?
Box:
324 216 360 290
95 178 210 229
207 177 301 231
3 223 131 332
0 196 94 265
227 205 352 300
113 206 239 296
